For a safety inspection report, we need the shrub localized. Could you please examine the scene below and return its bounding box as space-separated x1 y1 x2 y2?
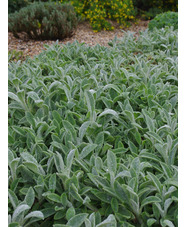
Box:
8 27 177 227
133 0 178 12
57 0 136 32
133 0 178 19
148 11 178 30
8 0 30 14
8 2 78 40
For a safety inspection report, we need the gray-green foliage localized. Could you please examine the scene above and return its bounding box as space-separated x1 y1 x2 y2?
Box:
8 27 178 226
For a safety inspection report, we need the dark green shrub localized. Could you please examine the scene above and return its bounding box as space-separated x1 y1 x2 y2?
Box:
140 7 163 20
148 11 178 30
8 0 30 14
133 0 178 12
133 0 177 19
8 2 78 40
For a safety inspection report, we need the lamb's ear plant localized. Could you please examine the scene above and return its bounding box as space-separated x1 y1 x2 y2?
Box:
8 26 177 226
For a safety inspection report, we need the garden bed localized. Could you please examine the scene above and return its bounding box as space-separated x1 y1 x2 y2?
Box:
8 20 149 58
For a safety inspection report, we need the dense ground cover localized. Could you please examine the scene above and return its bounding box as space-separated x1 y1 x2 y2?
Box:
8 26 178 227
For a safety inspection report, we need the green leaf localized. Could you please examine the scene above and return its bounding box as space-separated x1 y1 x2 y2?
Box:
89 213 95 227
107 150 117 175
8 189 19 209
141 196 161 208
12 204 30 222
128 141 137 154
9 158 20 180
25 112 36 128
85 90 95 114
139 151 161 162
49 173 56 192
8 92 20 102
85 218 92 227
162 220 175 227
134 131 141 145
66 149 75 175
24 162 40 174
25 187 35 207
67 213 88 227
24 211 44 220
91 190 112 203
146 131 163 144
103 84 121 93
12 126 26 137
69 184 83 202
99 109 118 118
47 193 61 203
160 162 172 178
52 110 62 124
66 207 76 221
96 214 116 227
62 120 77 143
54 210 66 220
88 174 109 188
8 149 15 164
111 198 118 213
164 198 173 215
131 157 140 174
147 218 157 226
142 110 155 132
80 144 97 159
54 152 64 172
79 121 90 140
61 193 67 207
116 205 132 219
147 172 162 193
114 181 128 203
21 152 38 165
41 208 55 219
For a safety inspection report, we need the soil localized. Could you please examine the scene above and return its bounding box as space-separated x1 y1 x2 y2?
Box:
8 20 150 59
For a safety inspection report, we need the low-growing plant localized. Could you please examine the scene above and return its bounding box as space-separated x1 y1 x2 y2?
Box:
148 11 178 30
8 2 78 40
8 50 26 62
8 27 178 226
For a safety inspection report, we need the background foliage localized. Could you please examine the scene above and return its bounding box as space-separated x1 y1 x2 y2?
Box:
8 0 178 32
8 26 178 227
134 0 178 11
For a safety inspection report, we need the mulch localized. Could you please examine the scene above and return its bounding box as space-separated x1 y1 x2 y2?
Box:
8 20 150 59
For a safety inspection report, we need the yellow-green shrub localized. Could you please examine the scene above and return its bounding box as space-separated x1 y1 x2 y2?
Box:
59 0 136 32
